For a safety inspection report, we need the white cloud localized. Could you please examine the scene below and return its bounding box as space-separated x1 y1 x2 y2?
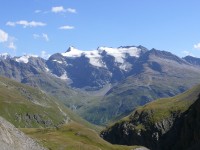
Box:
59 26 75 30
0 29 17 50
194 43 200 50
41 50 50 59
0 29 8 43
51 6 77 14
52 6 66 13
33 33 49 42
8 42 16 50
6 20 46 28
67 8 77 13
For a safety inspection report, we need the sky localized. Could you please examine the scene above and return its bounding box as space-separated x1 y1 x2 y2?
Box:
0 0 200 58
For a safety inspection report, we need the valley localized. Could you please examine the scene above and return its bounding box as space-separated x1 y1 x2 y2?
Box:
1 45 200 150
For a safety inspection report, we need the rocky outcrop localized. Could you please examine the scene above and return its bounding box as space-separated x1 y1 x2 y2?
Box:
159 95 200 150
0 116 47 150
101 85 200 150
101 109 182 149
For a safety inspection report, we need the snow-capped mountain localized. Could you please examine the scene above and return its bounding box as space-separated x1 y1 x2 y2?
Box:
47 45 147 90
1 45 200 125
0 45 199 91
0 54 47 82
0 53 10 59
15 55 38 64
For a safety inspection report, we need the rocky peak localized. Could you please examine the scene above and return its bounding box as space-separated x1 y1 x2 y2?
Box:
183 55 200 66
0 53 10 59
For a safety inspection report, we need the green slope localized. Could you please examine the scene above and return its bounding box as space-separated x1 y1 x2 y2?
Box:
0 76 141 150
0 75 101 131
101 84 200 149
0 76 70 128
22 122 139 150
85 71 200 125
22 73 99 110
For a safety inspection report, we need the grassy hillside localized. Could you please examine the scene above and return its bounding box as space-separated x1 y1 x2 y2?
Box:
22 73 101 111
22 122 139 150
0 75 102 131
85 71 200 125
0 76 143 149
129 83 200 124
0 76 70 128
101 84 200 149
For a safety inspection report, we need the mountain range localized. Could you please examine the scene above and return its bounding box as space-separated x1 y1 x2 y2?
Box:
1 45 200 125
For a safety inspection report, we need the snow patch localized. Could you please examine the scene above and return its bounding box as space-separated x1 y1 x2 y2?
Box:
62 46 105 68
0 53 10 59
45 67 49 72
61 47 82 57
15 55 38 63
59 72 70 80
98 46 140 71
84 50 105 68
61 46 141 69
98 46 141 63
52 59 63 64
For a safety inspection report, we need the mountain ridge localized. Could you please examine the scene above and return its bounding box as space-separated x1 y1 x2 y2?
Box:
101 84 200 149
1 45 200 125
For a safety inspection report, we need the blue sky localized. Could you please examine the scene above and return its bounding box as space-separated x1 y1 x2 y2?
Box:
0 0 200 58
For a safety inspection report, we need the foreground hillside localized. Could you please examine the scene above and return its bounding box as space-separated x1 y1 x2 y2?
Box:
101 84 200 149
22 122 140 150
0 116 46 150
0 76 100 131
159 94 200 150
0 76 143 150
0 76 70 128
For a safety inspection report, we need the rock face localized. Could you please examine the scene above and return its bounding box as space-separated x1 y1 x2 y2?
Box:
101 84 200 150
101 108 182 149
159 95 200 150
0 116 46 150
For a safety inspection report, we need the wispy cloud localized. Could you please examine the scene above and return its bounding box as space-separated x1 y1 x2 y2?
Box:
41 50 51 59
194 43 200 50
0 29 8 43
0 29 17 50
33 33 49 42
51 6 76 14
59 26 75 30
6 20 46 28
52 6 66 13
42 33 49 41
67 8 77 13
8 42 16 50
6 21 15 27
